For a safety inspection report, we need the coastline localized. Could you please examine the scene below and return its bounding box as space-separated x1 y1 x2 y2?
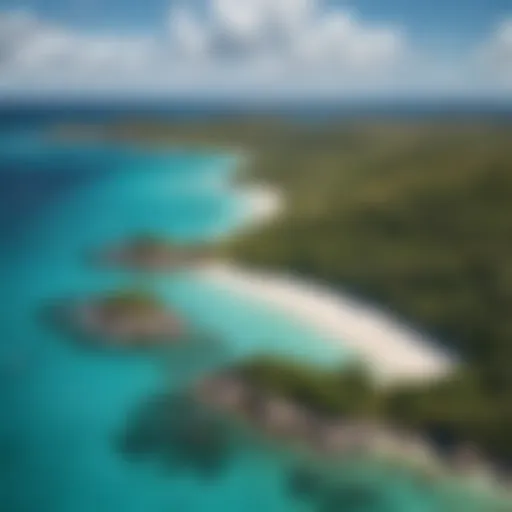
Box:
196 262 455 386
45 130 508 505
214 166 455 386
237 184 283 227
225 150 283 228
199 167 512 503
194 371 512 505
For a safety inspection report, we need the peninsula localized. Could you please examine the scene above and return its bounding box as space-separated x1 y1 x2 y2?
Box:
194 357 512 499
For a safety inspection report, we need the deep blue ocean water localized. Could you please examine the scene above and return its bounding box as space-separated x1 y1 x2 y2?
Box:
0 123 509 512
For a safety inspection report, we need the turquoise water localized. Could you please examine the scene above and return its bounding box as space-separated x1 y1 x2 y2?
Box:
0 132 508 512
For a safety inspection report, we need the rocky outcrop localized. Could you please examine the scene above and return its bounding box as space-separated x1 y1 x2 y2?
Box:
96 236 212 272
50 291 184 348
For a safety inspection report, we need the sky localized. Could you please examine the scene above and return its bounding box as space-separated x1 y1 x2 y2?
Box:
0 0 511 100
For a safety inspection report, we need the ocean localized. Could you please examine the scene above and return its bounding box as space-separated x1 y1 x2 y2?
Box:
0 111 508 512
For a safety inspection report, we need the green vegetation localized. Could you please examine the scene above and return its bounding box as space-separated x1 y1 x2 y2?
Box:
237 356 509 461
238 357 376 417
96 119 512 461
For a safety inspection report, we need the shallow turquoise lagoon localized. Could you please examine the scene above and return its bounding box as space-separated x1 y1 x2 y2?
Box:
0 133 508 512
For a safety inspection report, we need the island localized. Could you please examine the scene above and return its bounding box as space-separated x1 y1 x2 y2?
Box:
49 289 184 348
95 234 214 272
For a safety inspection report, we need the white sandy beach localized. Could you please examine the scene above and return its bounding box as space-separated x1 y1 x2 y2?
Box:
237 184 283 225
215 178 456 385
198 262 456 385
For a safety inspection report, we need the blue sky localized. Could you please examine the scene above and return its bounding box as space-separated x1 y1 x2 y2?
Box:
0 0 511 98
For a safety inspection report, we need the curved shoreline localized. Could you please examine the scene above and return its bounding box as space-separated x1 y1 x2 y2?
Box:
217 161 456 386
196 262 455 385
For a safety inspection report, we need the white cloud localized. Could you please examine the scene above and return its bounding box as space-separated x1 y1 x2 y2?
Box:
0 3 511 97
290 12 403 72
0 1 408 92
168 7 209 59
0 10 158 79
477 19 512 84
167 0 404 71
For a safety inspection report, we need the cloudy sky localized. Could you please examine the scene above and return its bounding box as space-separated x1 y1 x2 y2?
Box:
0 0 511 99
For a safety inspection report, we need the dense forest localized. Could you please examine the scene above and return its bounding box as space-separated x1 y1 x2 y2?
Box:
97 118 512 462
